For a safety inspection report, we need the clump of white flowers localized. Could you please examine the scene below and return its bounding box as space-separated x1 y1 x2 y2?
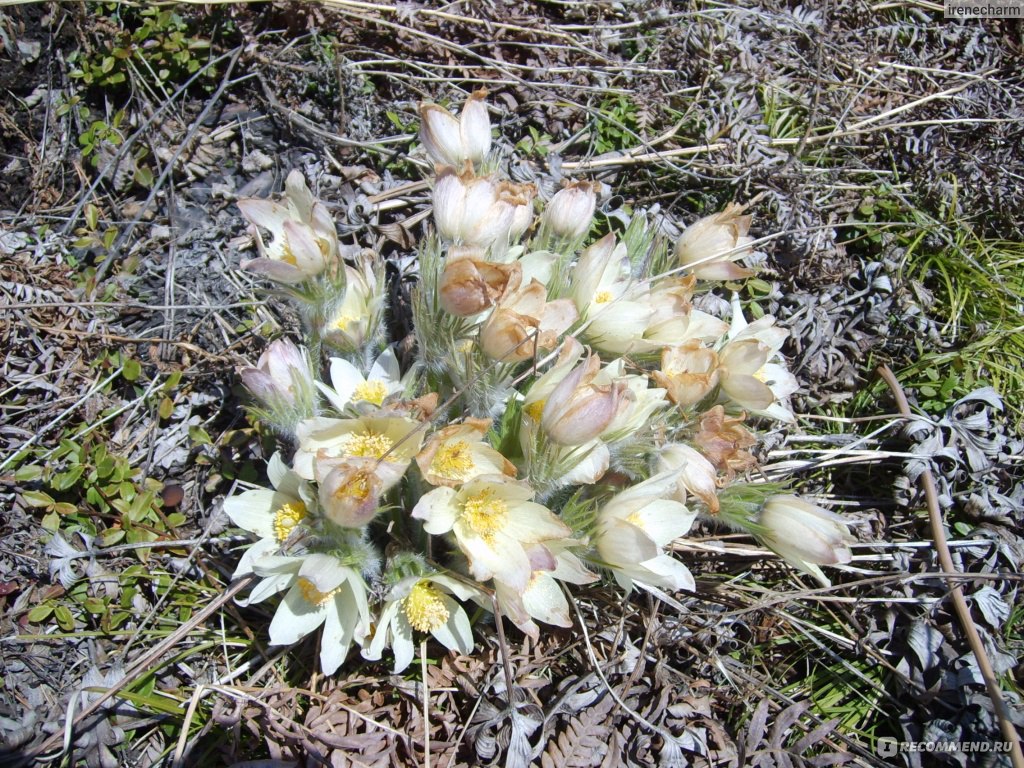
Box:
225 93 858 674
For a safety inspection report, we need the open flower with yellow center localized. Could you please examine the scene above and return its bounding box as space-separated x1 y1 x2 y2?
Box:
594 472 698 593
415 418 516 487
237 170 338 284
323 251 386 354
294 415 424 494
223 452 316 580
570 234 654 355
363 573 478 673
318 347 404 415
412 475 571 590
247 553 372 675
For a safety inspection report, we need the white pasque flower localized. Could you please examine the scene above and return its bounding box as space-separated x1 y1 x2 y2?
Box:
571 234 654 355
324 251 386 354
412 475 571 591
419 90 492 168
717 295 799 422
655 443 720 514
433 169 533 249
363 573 478 672
293 415 424 490
249 553 371 675
491 542 597 639
757 495 855 586
415 418 516 487
223 452 315 580
543 180 597 240
239 338 317 433
318 347 404 414
237 170 338 283
594 472 698 592
674 202 758 281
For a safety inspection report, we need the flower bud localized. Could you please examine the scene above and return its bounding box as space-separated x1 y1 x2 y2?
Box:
479 280 577 363
674 203 756 280
757 495 855 586
543 181 596 240
432 169 517 247
419 90 491 167
541 353 633 446
440 253 522 316
239 339 317 435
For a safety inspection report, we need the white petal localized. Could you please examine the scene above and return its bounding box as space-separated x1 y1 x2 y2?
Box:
628 499 695 547
327 357 364 410
320 590 356 674
223 490 280 539
237 570 294 606
370 347 401 384
232 537 280 580
268 584 327 645
433 597 474 654
363 601 399 661
391 612 416 673
640 554 695 591
412 487 459 534
522 574 572 628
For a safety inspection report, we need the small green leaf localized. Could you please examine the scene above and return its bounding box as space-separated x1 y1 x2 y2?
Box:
83 597 106 615
28 603 54 623
53 605 75 630
188 426 212 446
41 511 61 532
100 528 125 547
158 397 174 420
22 490 55 509
15 465 44 482
123 358 142 382
51 464 85 491
53 502 79 515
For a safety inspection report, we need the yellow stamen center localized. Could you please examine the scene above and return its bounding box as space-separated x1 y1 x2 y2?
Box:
753 367 770 384
461 489 508 540
279 232 298 266
353 380 388 406
333 315 356 331
342 430 394 459
273 501 307 542
524 399 546 422
404 581 449 633
593 290 614 304
297 577 339 606
334 471 374 502
430 440 475 482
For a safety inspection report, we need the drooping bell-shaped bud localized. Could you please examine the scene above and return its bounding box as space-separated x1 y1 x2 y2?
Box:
674 203 756 281
756 495 855 586
540 353 633 446
419 90 492 168
543 180 597 240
